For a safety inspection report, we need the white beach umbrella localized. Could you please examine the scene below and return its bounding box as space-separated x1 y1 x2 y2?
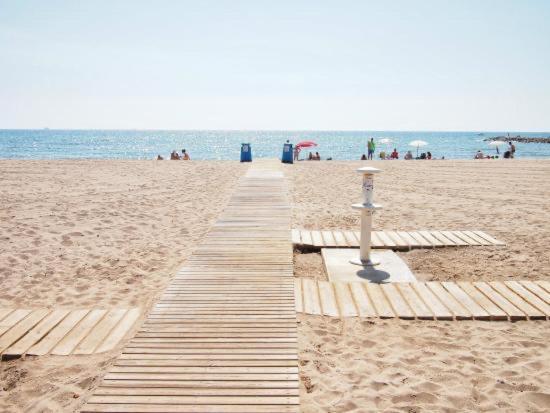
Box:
379 138 393 145
488 140 505 154
409 140 428 157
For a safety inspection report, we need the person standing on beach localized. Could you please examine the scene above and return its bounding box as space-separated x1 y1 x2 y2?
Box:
367 138 375 160
509 142 516 158
293 145 300 161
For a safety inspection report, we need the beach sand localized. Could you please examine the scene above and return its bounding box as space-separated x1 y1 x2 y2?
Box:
0 159 549 412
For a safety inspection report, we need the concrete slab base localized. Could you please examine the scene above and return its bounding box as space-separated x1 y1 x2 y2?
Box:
321 248 417 283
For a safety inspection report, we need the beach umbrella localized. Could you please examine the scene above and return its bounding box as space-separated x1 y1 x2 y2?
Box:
488 140 505 154
409 140 428 157
379 138 392 145
295 140 318 149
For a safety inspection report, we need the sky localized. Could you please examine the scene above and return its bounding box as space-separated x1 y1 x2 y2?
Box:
0 0 549 131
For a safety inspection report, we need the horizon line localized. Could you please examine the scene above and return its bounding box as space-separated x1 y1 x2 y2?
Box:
1 128 549 134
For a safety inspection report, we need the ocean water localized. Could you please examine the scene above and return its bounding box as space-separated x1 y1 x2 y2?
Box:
0 130 549 160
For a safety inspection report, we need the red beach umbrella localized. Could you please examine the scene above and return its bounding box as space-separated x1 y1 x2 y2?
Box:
296 141 318 149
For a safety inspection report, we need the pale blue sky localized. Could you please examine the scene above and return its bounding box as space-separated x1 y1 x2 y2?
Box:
0 0 549 130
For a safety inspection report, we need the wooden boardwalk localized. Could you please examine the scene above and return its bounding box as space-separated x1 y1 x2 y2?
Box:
0 308 140 359
82 161 299 413
294 279 550 321
292 229 505 250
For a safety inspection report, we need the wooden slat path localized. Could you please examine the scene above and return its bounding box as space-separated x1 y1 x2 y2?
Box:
295 280 550 321
294 229 505 249
0 308 140 359
81 161 299 413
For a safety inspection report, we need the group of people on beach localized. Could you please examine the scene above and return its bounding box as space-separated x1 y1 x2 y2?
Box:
361 138 440 161
474 141 516 160
157 149 190 160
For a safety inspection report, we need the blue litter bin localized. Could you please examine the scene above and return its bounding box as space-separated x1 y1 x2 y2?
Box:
281 143 293 164
240 143 252 162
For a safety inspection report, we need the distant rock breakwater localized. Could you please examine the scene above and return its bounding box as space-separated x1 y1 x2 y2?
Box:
484 136 550 144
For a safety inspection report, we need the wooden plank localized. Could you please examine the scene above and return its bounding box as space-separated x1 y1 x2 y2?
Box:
0 309 50 354
462 230 492 246
385 231 409 249
3 309 70 356
418 231 444 247
536 280 550 294
293 279 303 313
520 281 550 305
321 231 336 246
369 231 384 248
472 230 505 246
87 395 299 405
310 230 324 247
395 283 433 319
27 309 90 355
333 282 358 317
74 309 128 354
317 281 339 317
439 230 469 246
473 282 525 320
343 231 359 247
456 282 507 321
451 231 481 246
441 282 490 320
0 309 32 337
407 232 432 248
426 282 471 319
430 231 456 246
489 282 544 320
332 231 348 247
375 231 396 248
380 283 414 319
300 230 313 246
411 283 453 320
396 231 418 249
364 284 394 318
302 278 321 315
51 309 107 355
0 309 14 323
82 404 299 412
505 281 550 317
349 283 377 317
291 229 301 245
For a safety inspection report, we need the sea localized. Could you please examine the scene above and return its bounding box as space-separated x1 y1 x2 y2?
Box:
0 130 549 160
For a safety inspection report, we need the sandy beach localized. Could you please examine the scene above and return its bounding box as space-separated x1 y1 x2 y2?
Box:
1 159 549 412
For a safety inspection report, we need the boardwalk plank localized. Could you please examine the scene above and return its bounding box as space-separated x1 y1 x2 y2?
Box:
441 282 490 320
426 282 471 319
365 284 395 318
333 282 358 317
489 282 544 320
456 282 507 320
411 283 453 320
317 281 339 317
380 284 414 319
3 309 69 357
349 283 377 317
473 282 525 320
396 283 433 319
0 309 50 354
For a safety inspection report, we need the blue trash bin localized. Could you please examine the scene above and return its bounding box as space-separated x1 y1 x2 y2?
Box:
240 143 252 162
282 143 293 164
